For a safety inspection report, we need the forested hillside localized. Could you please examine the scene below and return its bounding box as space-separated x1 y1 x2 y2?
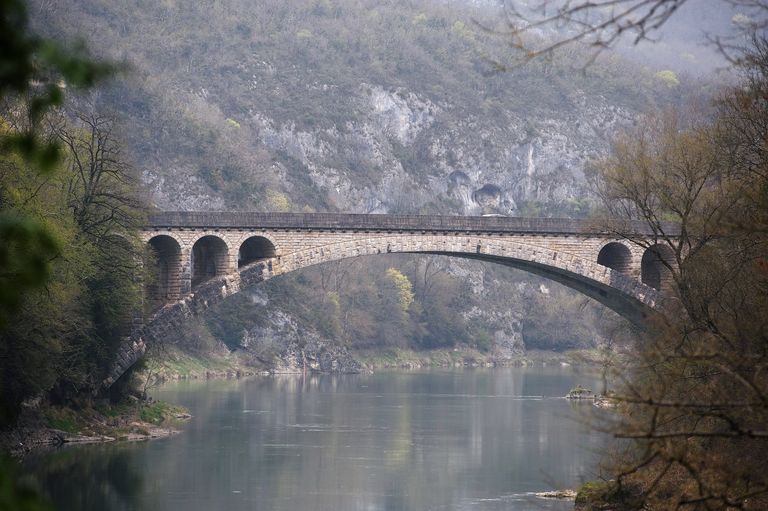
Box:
29 0 699 358
33 0 693 215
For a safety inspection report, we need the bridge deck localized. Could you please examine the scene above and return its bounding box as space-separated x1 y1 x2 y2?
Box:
147 212 674 236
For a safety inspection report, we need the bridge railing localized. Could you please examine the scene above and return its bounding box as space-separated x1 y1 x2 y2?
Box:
146 212 678 236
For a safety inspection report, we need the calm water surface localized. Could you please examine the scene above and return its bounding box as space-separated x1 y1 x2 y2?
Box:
24 368 607 511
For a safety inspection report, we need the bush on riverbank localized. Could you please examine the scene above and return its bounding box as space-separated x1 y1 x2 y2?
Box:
575 480 642 510
48 400 188 436
0 399 189 456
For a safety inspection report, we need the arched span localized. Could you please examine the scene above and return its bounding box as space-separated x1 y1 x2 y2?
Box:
147 235 182 307
191 235 230 288
641 243 675 291
272 236 660 322
239 236 277 268
105 235 665 388
597 242 632 274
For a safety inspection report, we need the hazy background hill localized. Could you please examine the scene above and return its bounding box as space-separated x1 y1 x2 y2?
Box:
29 0 721 362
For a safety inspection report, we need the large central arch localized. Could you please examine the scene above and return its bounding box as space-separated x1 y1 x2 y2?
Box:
105 235 664 388
273 236 660 322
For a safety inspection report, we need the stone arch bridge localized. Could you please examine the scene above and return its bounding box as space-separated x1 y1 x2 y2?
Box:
105 212 676 387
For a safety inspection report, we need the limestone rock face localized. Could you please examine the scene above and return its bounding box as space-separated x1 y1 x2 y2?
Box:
445 257 530 358
241 311 362 374
144 81 632 218
492 327 526 360
367 85 438 146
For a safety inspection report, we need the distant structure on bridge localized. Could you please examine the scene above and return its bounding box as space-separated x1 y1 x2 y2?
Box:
105 212 676 387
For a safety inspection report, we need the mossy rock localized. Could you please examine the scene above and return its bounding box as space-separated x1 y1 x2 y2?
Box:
575 480 642 510
139 402 188 425
566 385 595 400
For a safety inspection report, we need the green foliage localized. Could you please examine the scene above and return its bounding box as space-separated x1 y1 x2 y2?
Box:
0 110 144 425
0 0 116 332
0 213 58 328
385 268 414 312
266 190 292 212
0 0 139 430
0 455 51 511
474 329 493 353
0 0 113 173
317 291 343 340
44 407 82 433
139 401 186 426
209 255 527 352
654 69 680 87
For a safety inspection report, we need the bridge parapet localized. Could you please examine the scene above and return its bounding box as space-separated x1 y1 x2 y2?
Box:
146 211 675 236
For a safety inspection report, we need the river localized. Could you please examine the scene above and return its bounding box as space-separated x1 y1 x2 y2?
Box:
23 367 607 511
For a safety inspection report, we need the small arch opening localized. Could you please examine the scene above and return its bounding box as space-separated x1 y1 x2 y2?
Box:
147 235 182 308
597 242 632 274
238 236 277 268
192 235 229 288
641 244 674 290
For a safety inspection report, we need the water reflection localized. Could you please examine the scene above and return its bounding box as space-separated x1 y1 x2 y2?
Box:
23 444 143 511
25 368 606 511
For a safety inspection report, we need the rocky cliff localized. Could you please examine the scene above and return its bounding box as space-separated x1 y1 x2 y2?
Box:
32 0 690 367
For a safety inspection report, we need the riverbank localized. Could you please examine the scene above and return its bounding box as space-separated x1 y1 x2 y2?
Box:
144 347 262 383
355 347 605 370
0 400 190 457
141 345 605 383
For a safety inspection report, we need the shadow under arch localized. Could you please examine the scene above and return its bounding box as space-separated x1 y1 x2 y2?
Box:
641 243 675 291
191 235 229 288
146 234 183 308
597 241 632 274
239 235 277 268
106 235 665 388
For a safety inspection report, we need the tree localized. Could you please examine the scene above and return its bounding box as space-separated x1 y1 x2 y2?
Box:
50 109 144 394
385 267 415 313
0 106 143 423
53 110 143 250
491 0 768 66
0 0 113 328
585 38 768 510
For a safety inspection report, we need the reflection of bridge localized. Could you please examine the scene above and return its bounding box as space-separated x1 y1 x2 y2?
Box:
104 212 675 387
